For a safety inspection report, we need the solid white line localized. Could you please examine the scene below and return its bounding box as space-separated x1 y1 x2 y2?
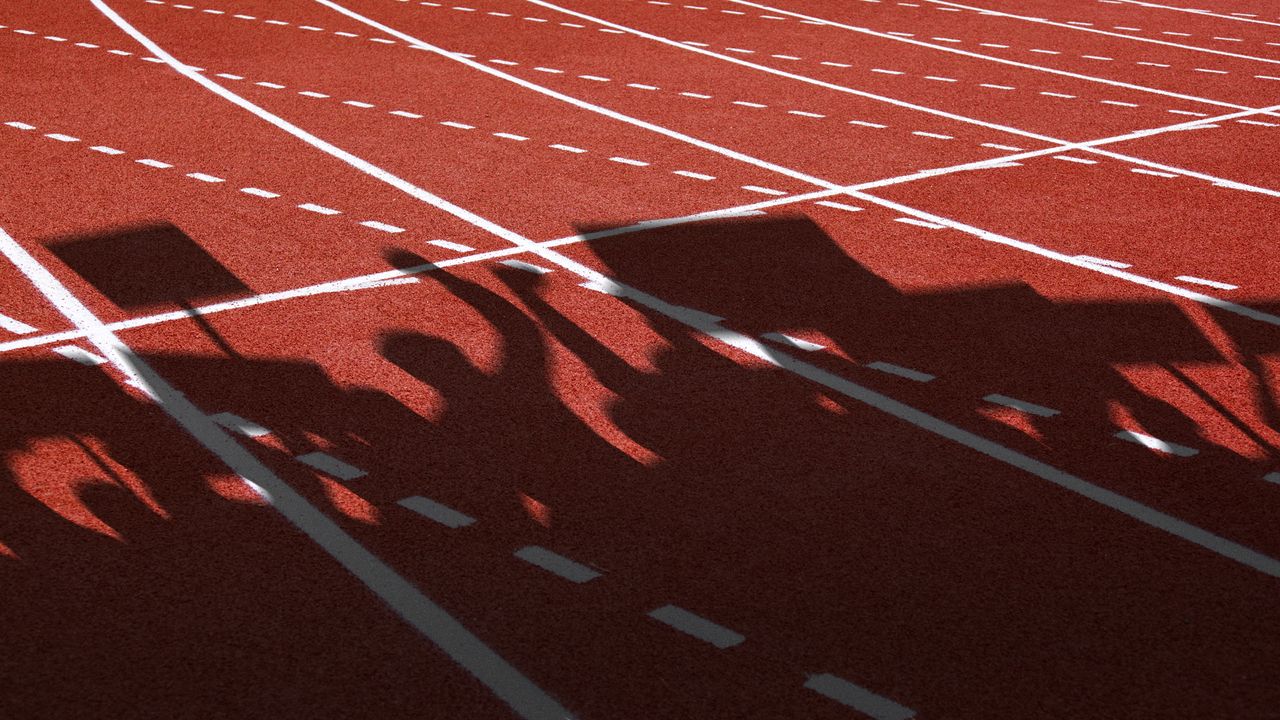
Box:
894 217 946 229
0 312 37 334
805 674 915 720
648 605 745 648
1114 430 1199 457
866 361 936 382
1112 0 1280 28
983 394 1060 417
1074 255 1132 269
209 411 272 437
514 546 602 583
1131 168 1178 177
1175 275 1238 290
742 185 787 195
98 0 1280 580
397 495 476 528
926 0 1280 65
296 451 367 480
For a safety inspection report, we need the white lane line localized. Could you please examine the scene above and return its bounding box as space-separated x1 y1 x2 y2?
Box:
215 72 243 80
866 361 936 382
1114 430 1199 457
45 133 80 142
1265 472 1280 484
534 66 563 73
136 158 173 168
732 100 768 107
1053 155 1098 164
849 119 889 128
389 110 422 118
981 142 1025 150
609 156 650 166
1131 168 1178 177
0 312 37 334
980 83 1015 90
924 75 958 82
1238 119 1279 126
870 68 905 74
549 143 587 153
742 185 788 195
648 605 744 648
805 674 915 720
494 132 529 141
1167 109 1209 116
814 200 863 212
240 187 280 198
1100 100 1140 107
4 121 37 130
674 169 716 179
90 145 126 155
54 344 108 365
1257 75 1280 81
1074 255 1131 269
500 259 554 274
142 0 1280 582
1137 61 1171 67
627 82 659 90
490 58 519 66
680 91 713 98
1041 91 1076 98
514 546 602 583
1175 275 1238 290
761 332 826 351
299 90 330 98
440 120 475 129
255 81 286 89
397 495 476 528
361 220 406 233
579 74 610 81
1029 48 1061 54
820 61 853 67
983 394 1060 417
0 210 575 720
429 239 476 252
209 411 271 437
1112 0 1280 27
186 172 224 183
788 110 826 118
343 100 375 108
894 217 946 229
298 202 342 215
1195 68 1230 74
296 451 368 480
912 131 954 139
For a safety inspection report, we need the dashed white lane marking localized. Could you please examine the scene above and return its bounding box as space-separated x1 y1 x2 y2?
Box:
4 121 37 130
186 172 224 183
296 451 368 480
1257 75 1280 81
493 132 529 141
673 169 716 180
240 186 280 198
1074 255 1132 269
549 143 587 153
848 120 888 128
742 185 787 195
397 495 476 528
762 332 826 351
299 90 330 98
1167 109 1209 116
255 81 285 89
500 259 554 274
981 142 1023 151
1175 275 1238 290
983 393 1060 417
732 100 768 108
980 83 1016 90
1131 168 1178 178
429 239 476 252
215 72 243 80
648 605 745 648
609 156 650 166
389 109 422 118
0 312 37 334
870 68 905 75
894 217 946 229
1265 472 1280 484
45 133 80 142
343 100 376 108
814 200 863 212
1238 119 1279 126
788 110 826 118
804 674 915 720
1195 68 1230 74
1100 100 1140 107
53 345 108 365
89 145 126 155
1053 155 1098 164
209 411 271 437
579 279 625 295
514 546 602 583
923 75 958 82
361 220 406 233
440 120 475 129
298 202 342 215
1114 430 1199 457
627 82 659 90
1041 91 1076 98
1138 61 1171 67
136 158 173 168
866 361 936 382
912 131 954 139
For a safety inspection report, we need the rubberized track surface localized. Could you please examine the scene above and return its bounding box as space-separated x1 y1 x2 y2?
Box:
2 1 1279 718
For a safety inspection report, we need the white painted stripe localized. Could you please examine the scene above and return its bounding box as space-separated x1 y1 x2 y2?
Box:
215 73 243 80
136 158 173 168
1195 68 1229 74
1041 92 1076 98
299 90 330 98
500 259 553 274
1100 100 1140 107
186 172 225 183
894 217 945 229
1083 55 1114 60
1029 48 1061 54
732 100 768 107
742 185 787 195
814 200 863 212
579 280 624 295
912 131 954 139
980 83 1015 90
984 393 1059 417
298 203 341 215
333 30 358 36
680 92 713 98
107 49 132 55
514 546 601 583
441 121 474 129
579 74 610 81
1167 109 1209 116
389 110 422 118
90 145 126 155
627 83 659 90
1265 472 1280 484
549 143 587 153
1131 168 1178 177
255 81 286 89
45 133 80 142
820 61 853 67
1114 430 1198 457
648 605 744 648
360 220 406 233
0 312 36 334
924 75 958 82
1053 155 1098 164
1237 119 1279 126
240 187 280 198
870 68 904 74
981 142 1023 151
428 239 476 252
788 110 826 118
866 361 935 382
369 37 396 43
849 120 889 128
296 451 367 480
805 674 915 720
490 59 519 66
1074 255 1131 269
674 169 716 180
5 121 36 130
75 42 101 48
1138 61 1171 67
494 132 529 141
609 156 650 166
761 332 826 351
209 411 271 437
343 100 375 108
1175 275 1237 290
534 66 563 73
54 344 108 365
397 495 475 527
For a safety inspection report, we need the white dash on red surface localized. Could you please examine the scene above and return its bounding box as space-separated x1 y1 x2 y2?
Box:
494 132 529 141
762 332 826 351
429 239 475 252
89 145 126 155
515 546 601 583
867 361 935 382
298 203 341 215
397 496 475 528
136 158 173 168
1074 255 1131 268
1175 275 1237 290
360 220 406 234
54 345 108 365
440 121 475 130
0 312 37 335
299 91 330 98
343 100 375 108
45 133 80 142
1131 168 1178 178
240 187 280 198
674 169 716 180
4 121 37 130
549 143 587 153
649 605 744 648
805 674 915 720
742 185 787 195
894 217 945 229
186 172 224 183
297 451 368 480
500 259 553 274
1114 431 1198 457
984 394 1060 417
609 156 650 166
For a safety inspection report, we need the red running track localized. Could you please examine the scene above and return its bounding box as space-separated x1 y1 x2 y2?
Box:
1 0 1279 718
